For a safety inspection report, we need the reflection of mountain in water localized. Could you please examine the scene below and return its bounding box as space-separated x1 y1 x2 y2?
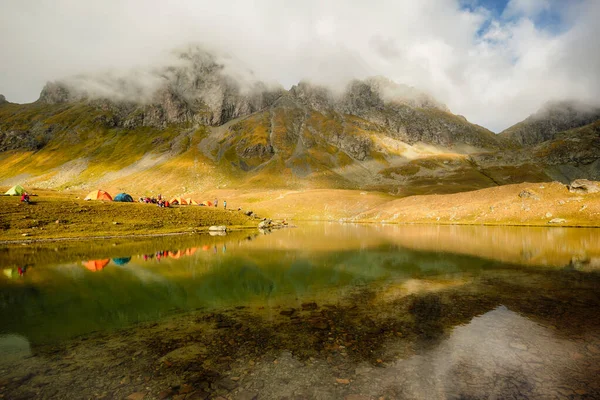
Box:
2 224 600 346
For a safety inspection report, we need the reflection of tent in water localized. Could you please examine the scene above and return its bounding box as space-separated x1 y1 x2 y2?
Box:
168 250 183 259
4 185 26 196
185 248 198 256
113 193 134 202
84 190 113 201
202 245 211 251
200 201 213 207
84 259 110 271
112 257 131 266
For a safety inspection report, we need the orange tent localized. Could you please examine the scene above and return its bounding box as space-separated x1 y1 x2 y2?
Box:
169 197 188 205
185 247 198 256
201 201 213 207
185 198 199 205
84 190 113 201
168 250 183 259
84 259 110 271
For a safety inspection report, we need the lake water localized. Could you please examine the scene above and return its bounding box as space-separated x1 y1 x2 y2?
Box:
1 223 599 399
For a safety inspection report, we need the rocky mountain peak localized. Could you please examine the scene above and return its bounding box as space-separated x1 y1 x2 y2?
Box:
289 77 449 117
0 94 6 104
36 47 285 127
500 100 600 146
38 82 78 104
360 76 449 111
288 81 336 112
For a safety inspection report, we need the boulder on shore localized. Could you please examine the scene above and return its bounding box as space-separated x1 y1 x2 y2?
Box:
568 179 600 194
548 218 567 224
258 219 272 229
208 225 227 232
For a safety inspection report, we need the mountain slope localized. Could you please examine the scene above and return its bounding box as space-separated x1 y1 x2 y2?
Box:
0 48 598 197
499 100 600 146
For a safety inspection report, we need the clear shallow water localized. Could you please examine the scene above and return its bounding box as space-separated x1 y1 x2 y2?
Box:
1 224 599 399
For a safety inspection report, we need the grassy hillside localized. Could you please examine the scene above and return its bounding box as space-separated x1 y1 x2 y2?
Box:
0 189 258 242
1 98 599 230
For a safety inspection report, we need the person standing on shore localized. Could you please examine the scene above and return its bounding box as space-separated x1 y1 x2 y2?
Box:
224 200 227 210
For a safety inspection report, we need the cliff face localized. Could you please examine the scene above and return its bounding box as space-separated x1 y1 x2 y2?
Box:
2 48 599 193
289 80 503 149
29 48 503 151
38 49 286 129
499 101 600 146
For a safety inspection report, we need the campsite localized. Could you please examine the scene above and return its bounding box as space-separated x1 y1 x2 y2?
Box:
0 188 258 242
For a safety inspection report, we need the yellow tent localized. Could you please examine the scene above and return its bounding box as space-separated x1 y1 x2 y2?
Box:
169 197 188 205
84 190 113 201
185 198 199 205
5 185 26 196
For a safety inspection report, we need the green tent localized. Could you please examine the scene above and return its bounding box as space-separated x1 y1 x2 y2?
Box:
5 185 26 196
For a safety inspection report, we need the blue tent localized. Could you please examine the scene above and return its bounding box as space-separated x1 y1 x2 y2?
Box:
112 257 131 266
114 193 134 202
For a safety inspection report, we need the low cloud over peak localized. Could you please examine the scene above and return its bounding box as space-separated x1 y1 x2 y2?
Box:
1 0 598 132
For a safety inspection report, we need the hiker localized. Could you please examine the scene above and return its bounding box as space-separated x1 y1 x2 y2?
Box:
214 199 218 208
224 200 227 210
20 192 30 204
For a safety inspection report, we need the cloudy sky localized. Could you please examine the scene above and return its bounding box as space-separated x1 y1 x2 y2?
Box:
1 0 599 131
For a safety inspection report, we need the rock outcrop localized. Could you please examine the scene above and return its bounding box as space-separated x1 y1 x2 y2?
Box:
289 79 502 149
0 94 6 104
37 48 285 129
569 179 600 194
500 100 600 146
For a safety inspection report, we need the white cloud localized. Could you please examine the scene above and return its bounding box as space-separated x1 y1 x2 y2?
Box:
504 0 551 18
0 0 598 132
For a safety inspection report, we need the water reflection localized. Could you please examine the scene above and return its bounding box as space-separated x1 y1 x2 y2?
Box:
0 224 599 399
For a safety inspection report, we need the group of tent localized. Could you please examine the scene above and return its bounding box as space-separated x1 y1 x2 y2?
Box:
84 248 200 271
84 257 132 271
4 185 212 206
84 190 133 202
84 189 212 206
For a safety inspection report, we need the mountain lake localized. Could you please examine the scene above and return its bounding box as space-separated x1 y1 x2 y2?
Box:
1 223 599 399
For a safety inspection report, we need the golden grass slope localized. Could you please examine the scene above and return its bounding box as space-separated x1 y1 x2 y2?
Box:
0 189 258 242
352 181 600 227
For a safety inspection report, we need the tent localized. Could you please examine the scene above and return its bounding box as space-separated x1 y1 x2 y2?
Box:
84 259 110 272
185 198 199 205
114 193 134 202
169 197 188 205
112 257 131 266
168 250 183 259
84 190 113 201
200 201 213 207
5 185 26 196
185 247 198 256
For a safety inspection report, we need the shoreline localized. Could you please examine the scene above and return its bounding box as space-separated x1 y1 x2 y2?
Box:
2 218 600 245
0 226 259 245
